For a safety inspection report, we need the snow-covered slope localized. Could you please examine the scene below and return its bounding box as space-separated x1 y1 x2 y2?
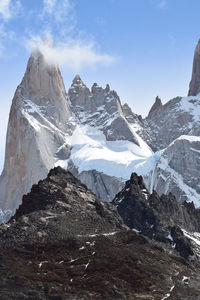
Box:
56 124 152 179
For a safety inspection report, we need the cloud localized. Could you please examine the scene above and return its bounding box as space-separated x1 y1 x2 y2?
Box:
26 35 116 71
41 0 72 23
0 0 21 21
0 0 11 20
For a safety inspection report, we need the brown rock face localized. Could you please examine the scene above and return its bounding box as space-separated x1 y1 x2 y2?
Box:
188 39 200 96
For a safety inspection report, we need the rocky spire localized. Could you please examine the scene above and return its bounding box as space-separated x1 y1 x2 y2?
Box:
21 49 66 104
148 96 162 118
72 74 85 85
188 39 200 96
0 48 71 217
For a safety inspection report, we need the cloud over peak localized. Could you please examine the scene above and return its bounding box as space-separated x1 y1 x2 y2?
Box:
26 36 116 71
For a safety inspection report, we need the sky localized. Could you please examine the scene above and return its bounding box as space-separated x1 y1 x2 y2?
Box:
0 0 200 171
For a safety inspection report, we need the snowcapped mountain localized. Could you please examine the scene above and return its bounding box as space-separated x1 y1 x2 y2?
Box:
0 47 152 219
145 95 200 151
1 39 200 221
142 40 200 206
144 135 200 206
143 96 200 206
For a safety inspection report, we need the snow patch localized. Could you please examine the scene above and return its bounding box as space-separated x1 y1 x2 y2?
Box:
56 124 153 180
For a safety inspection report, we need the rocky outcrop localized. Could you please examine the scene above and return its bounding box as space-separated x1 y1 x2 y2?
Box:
144 135 200 206
188 39 200 96
1 167 200 299
113 172 200 259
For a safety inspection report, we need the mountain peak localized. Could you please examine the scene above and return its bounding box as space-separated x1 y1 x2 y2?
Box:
21 50 66 103
148 96 162 117
188 39 200 96
72 74 82 83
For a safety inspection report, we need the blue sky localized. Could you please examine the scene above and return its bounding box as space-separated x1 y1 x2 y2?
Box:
0 0 200 171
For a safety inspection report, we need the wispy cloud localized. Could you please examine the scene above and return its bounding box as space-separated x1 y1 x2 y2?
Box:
0 0 117 69
0 0 11 20
0 0 21 21
41 0 73 23
26 35 116 71
24 0 117 71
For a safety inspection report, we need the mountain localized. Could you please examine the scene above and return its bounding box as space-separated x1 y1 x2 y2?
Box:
0 50 72 218
2 39 200 220
0 48 153 220
144 135 200 205
142 39 200 205
145 95 200 151
1 167 200 299
143 95 200 205
113 172 200 259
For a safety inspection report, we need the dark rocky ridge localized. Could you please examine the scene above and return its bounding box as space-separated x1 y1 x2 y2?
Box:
1 167 200 299
113 173 200 259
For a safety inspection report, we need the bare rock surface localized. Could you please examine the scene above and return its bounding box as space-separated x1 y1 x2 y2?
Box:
0 50 72 216
77 170 125 202
148 96 163 117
